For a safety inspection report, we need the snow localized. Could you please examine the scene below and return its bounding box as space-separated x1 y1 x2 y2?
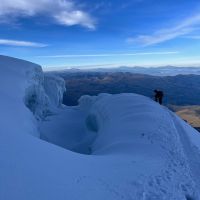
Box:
1 55 200 200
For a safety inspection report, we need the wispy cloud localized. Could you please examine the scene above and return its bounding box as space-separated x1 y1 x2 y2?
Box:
0 0 95 29
183 35 200 39
0 39 47 47
127 13 200 46
39 51 179 58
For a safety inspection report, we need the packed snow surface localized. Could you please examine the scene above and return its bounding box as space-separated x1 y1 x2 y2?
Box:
1 56 200 200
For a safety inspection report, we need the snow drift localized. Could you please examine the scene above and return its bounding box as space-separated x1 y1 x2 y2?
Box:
1 55 200 200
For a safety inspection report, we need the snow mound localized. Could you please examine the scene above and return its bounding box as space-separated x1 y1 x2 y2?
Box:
1 56 200 200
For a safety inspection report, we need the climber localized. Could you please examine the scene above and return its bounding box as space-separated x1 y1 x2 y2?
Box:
154 90 164 105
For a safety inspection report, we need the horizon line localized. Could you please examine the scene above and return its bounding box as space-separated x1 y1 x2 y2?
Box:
43 63 200 71
39 51 179 58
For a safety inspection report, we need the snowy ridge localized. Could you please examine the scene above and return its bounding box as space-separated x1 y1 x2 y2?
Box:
1 56 200 200
0 55 42 137
80 94 200 198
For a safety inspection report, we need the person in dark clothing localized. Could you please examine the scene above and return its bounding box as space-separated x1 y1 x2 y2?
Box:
154 90 164 105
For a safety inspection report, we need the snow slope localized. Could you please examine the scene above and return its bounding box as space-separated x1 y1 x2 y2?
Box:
1 56 200 200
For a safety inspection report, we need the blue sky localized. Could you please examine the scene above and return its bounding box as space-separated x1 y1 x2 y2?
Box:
1 0 200 69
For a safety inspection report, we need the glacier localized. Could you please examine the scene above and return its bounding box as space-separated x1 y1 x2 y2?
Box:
0 55 200 200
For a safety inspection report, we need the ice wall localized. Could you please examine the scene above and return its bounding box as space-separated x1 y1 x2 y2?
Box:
44 74 66 108
24 65 66 120
0 55 65 137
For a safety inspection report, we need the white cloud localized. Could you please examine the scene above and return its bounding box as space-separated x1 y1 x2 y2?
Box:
0 39 47 47
54 10 95 29
0 0 95 29
127 14 200 46
38 51 179 58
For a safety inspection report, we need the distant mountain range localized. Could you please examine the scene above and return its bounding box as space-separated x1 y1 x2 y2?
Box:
47 66 200 76
47 70 200 106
